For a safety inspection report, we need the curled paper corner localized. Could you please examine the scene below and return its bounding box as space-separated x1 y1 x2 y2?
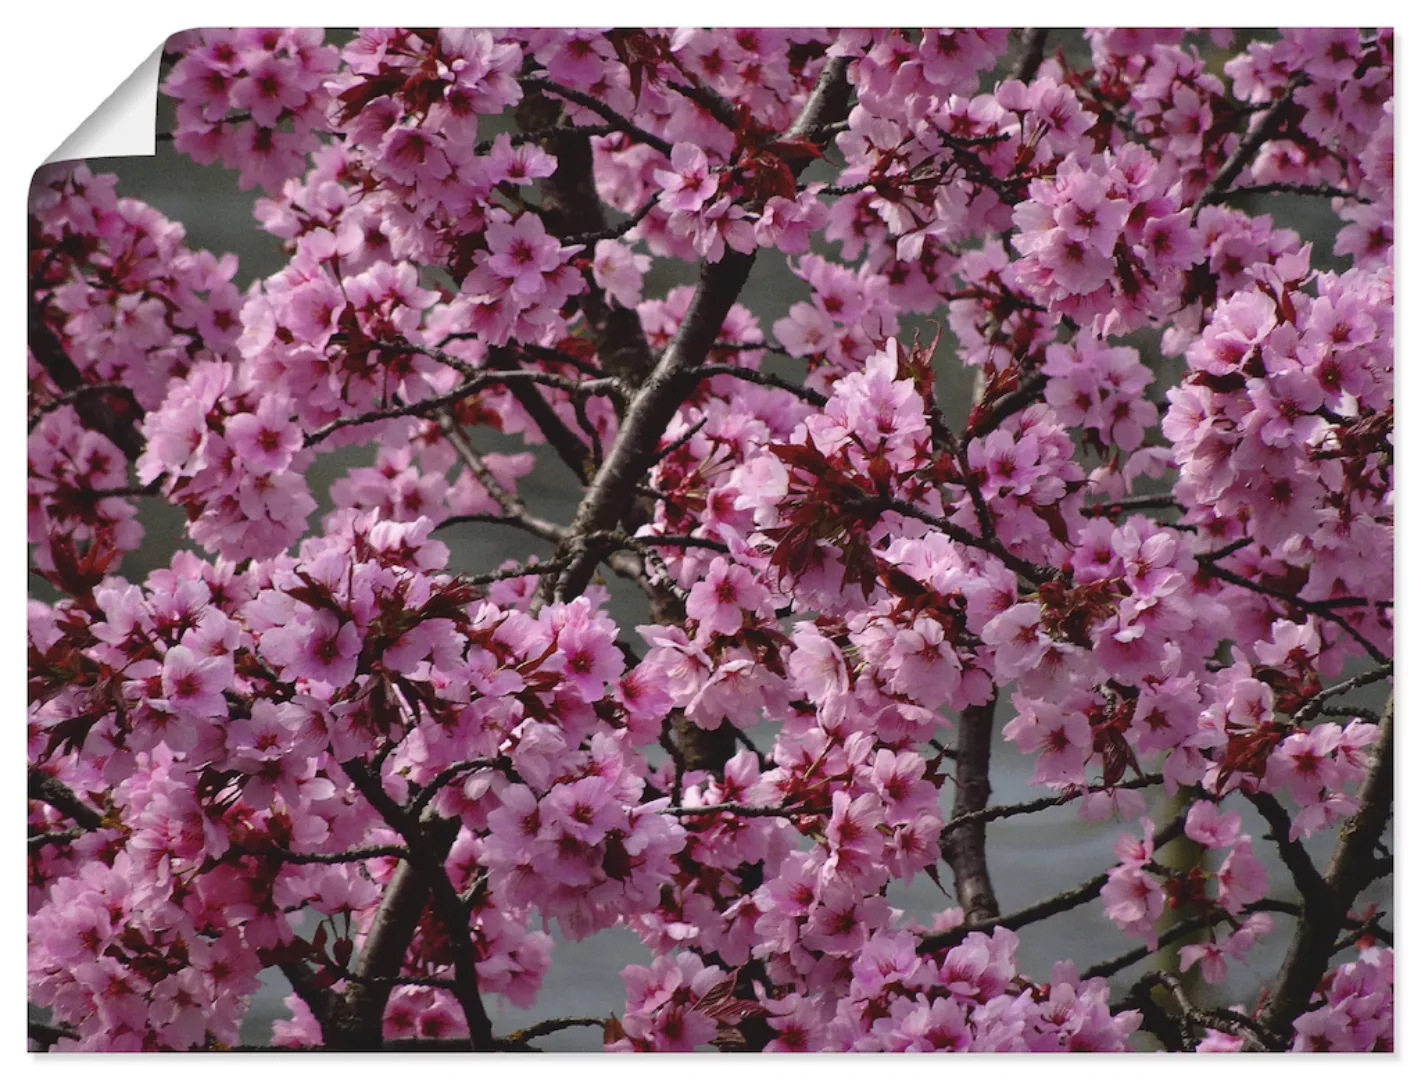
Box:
44 44 164 165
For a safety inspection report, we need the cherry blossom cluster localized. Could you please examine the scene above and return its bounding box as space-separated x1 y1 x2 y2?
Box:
162 28 340 193
29 165 245 573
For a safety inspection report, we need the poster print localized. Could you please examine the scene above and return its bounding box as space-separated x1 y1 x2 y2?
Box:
27 28 1393 1052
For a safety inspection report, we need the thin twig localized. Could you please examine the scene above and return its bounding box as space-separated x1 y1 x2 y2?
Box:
877 497 1055 585
698 364 828 406
408 758 502 819
304 369 622 447
942 773 1165 833
271 844 410 866
1294 665 1392 723
564 195 658 245
919 816 1187 954
28 828 82 851
1201 559 1389 664
28 382 140 432
520 78 674 157
1192 78 1302 221
504 1016 605 1045
1203 181 1370 206
661 802 820 819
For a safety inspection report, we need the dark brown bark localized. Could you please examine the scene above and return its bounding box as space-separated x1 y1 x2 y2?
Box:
549 55 853 604
1259 693 1393 1041
1192 78 1300 219
1010 29 1048 84
939 697 1001 926
317 56 855 1049
29 300 145 462
319 859 436 1049
28 767 105 831
338 761 495 1049
524 92 657 388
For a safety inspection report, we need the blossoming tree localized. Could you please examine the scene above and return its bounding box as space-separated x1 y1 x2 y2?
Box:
27 27 1393 1052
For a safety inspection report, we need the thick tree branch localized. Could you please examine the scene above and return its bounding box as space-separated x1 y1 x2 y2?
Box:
550 56 853 603
485 347 597 481
340 759 495 1050
28 767 104 831
316 858 428 1048
1010 29 1048 84
28 300 145 461
940 698 1001 926
523 88 660 389
1192 78 1301 221
28 1020 77 1050
1259 694 1393 1041
1242 790 1329 901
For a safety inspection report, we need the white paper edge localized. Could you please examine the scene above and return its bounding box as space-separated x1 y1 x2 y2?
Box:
44 45 163 165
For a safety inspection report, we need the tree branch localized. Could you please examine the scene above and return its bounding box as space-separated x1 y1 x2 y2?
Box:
339 759 495 1050
408 758 502 819
303 367 621 447
28 300 145 461
503 1016 605 1045
661 802 820 819
1258 693 1393 1041
1294 665 1392 723
488 347 598 480
697 364 828 406
919 816 1186 954
1206 181 1371 205
437 417 567 545
939 698 1000 926
1242 790 1329 901
28 1020 77 1050
876 497 1055 585
1086 898 1301 981
271 844 410 866
1010 29 1048 84
28 767 104 831
1192 78 1302 221
1200 559 1389 664
549 56 853 603
519 78 675 157
1135 971 1287 1051
942 772 1165 832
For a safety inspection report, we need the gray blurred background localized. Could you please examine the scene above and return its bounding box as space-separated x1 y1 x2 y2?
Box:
47 29 1386 1050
